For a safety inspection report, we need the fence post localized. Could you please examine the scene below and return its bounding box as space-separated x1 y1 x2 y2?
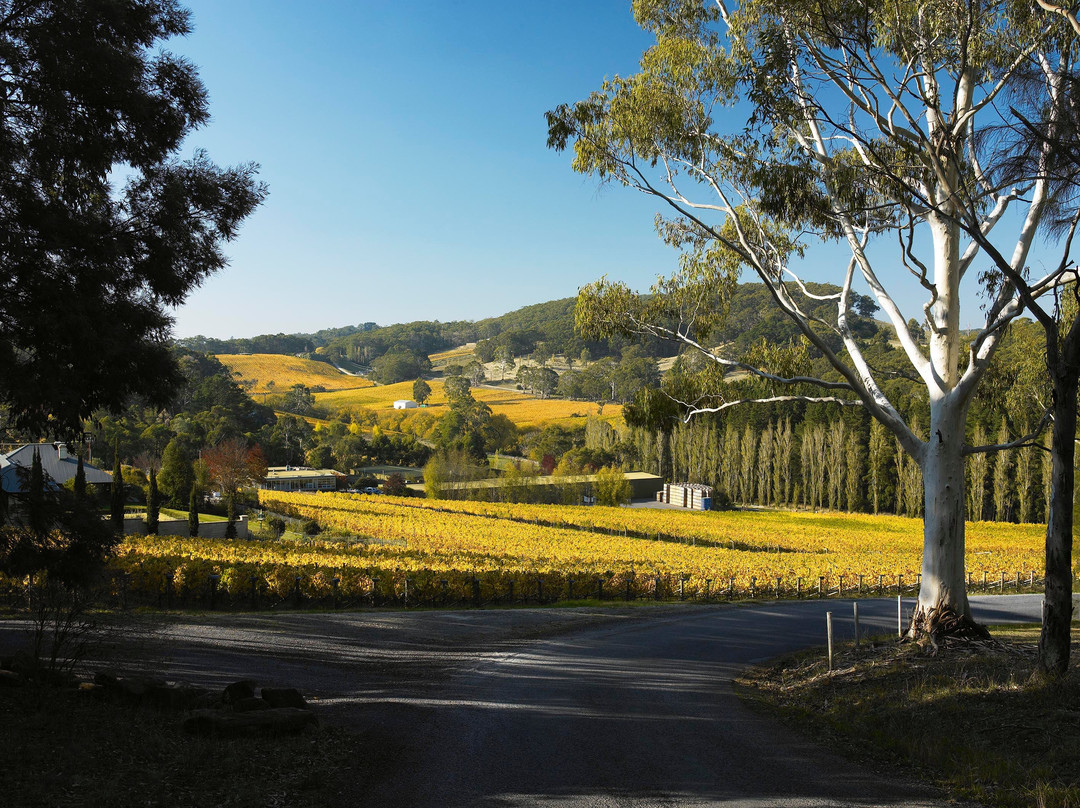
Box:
818 576 825 598
1029 570 1035 589
404 578 412 607
878 574 883 595
472 577 481 607
728 576 735 599
983 570 988 587
999 571 1005 593
858 574 864 595
704 579 712 600
897 574 903 595
680 577 685 601
750 576 757 599
1015 571 1020 590
332 577 340 609
775 577 782 599
796 577 802 598
853 601 861 648
654 576 662 601
897 595 903 637
839 574 844 596
624 576 632 602
508 579 515 604
371 576 380 607
538 576 544 604
209 573 219 611
827 612 834 671
249 575 258 610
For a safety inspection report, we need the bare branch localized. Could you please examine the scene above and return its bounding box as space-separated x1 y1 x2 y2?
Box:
964 410 1053 456
683 395 863 422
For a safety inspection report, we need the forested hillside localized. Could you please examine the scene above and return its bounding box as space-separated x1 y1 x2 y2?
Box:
180 283 881 372
175 323 378 356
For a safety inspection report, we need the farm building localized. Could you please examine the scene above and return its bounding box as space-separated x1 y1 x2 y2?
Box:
393 399 418 409
261 466 346 493
660 483 713 510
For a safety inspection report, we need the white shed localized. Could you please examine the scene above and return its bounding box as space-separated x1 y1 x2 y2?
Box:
393 399 419 409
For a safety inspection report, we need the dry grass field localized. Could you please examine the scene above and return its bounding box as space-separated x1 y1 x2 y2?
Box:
428 344 476 366
215 353 372 393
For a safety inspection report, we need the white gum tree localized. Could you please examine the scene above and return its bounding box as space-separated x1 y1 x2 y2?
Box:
547 0 1078 637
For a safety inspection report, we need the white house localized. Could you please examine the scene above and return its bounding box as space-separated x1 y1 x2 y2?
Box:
393 399 418 409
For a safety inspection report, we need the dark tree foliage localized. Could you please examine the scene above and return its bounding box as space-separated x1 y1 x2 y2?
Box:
0 1 267 437
370 348 432 385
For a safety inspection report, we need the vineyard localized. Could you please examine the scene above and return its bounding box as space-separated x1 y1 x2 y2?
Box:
86 491 1061 610
314 379 623 430
215 353 373 393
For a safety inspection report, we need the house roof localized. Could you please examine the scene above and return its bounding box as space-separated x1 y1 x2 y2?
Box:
0 444 112 494
264 466 346 480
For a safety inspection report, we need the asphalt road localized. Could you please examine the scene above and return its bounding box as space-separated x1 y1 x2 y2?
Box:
0 595 1045 807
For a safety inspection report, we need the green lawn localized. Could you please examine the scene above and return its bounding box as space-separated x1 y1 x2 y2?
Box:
125 506 228 523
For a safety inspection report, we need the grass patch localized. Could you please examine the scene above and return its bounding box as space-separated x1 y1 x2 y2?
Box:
0 683 359 807
737 625 1080 808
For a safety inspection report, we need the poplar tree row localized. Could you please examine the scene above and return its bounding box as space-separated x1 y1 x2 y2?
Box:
612 416 1050 523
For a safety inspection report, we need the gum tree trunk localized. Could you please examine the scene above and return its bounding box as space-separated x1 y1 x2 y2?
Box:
911 391 975 634
1040 370 1077 676
909 210 982 637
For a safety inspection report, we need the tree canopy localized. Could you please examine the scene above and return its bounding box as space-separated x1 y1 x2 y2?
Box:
0 0 266 437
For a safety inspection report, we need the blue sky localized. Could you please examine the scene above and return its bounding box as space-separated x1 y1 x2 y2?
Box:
169 1 677 338
168 2 1030 340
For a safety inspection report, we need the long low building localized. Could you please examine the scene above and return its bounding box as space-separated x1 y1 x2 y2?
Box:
260 466 346 493
406 471 664 503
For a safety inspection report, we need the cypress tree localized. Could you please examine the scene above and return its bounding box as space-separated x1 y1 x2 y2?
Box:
74 454 86 499
27 447 47 537
146 467 160 535
110 441 124 534
225 492 237 539
188 481 199 537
